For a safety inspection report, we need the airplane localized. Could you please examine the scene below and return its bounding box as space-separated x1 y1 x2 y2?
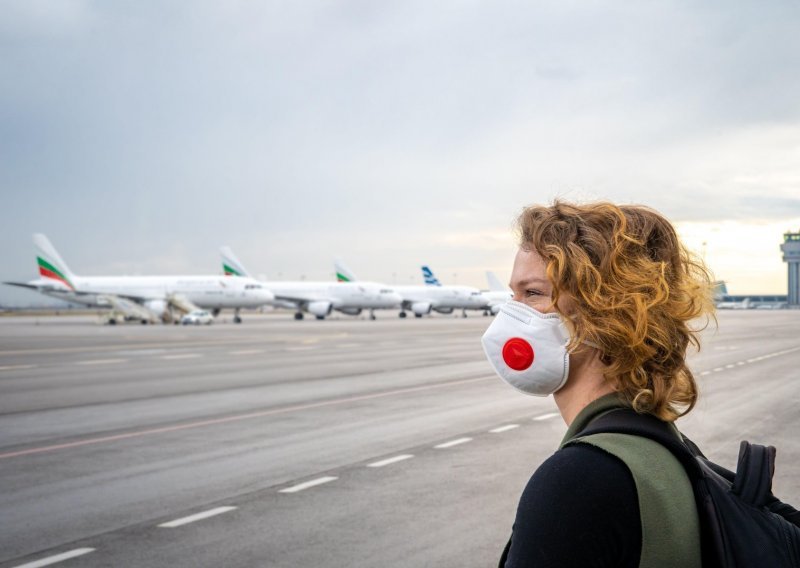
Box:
336 260 488 318
221 247 402 320
4 234 275 324
418 264 494 317
481 271 512 315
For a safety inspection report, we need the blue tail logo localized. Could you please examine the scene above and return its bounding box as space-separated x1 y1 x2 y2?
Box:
421 265 441 286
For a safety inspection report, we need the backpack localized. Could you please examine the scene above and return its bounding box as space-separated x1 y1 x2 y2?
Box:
581 409 800 568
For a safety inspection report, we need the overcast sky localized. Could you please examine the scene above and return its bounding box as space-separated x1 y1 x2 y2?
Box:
2 0 800 305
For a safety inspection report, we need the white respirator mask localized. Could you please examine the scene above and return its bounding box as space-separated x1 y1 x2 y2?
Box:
481 300 571 396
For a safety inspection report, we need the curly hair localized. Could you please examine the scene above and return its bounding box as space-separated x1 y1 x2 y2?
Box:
517 200 715 421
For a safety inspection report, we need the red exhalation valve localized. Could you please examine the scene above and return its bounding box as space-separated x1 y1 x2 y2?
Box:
502 337 535 371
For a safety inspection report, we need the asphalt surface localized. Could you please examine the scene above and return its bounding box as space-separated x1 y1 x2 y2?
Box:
0 310 798 567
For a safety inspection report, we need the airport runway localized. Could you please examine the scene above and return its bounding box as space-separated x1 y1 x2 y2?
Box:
0 311 798 567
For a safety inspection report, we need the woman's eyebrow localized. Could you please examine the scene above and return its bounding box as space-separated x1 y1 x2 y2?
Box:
511 278 549 289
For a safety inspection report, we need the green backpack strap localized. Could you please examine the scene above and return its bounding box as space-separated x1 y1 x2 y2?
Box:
569 433 702 568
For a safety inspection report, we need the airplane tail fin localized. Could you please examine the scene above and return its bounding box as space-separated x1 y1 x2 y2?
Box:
33 234 77 290
486 271 507 292
219 246 250 277
713 280 728 299
421 265 441 286
334 258 359 282
220 246 252 278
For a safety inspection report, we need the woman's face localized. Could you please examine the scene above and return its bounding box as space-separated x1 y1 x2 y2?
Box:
509 248 556 313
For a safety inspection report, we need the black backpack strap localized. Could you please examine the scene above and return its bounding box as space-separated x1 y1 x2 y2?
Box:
766 496 800 527
583 409 787 515
732 441 776 508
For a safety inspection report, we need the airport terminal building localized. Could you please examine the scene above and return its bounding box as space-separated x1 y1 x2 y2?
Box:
782 231 800 307
715 231 800 310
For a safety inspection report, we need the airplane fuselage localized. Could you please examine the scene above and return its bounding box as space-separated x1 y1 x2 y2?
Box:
30 275 273 309
263 280 402 310
394 285 488 310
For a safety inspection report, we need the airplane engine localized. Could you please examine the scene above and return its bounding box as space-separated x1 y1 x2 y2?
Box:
490 304 502 315
144 299 169 322
411 302 432 316
432 306 454 314
337 307 362 316
307 301 333 318
144 299 168 315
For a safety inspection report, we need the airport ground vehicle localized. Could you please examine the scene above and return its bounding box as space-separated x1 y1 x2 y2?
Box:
181 310 214 325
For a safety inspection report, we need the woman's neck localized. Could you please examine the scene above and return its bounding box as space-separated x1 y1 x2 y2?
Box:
554 347 614 426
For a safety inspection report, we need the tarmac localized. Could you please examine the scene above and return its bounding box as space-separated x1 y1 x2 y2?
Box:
0 310 798 567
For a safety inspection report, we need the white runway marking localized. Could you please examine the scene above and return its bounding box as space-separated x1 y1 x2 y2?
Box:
0 364 37 371
490 424 519 433
367 454 414 468
229 349 265 355
12 548 95 568
158 506 236 528
75 359 127 365
162 353 201 360
737 361 746 366
725 364 736 369
435 437 472 449
533 412 560 421
713 367 724 372
285 346 315 352
280 476 338 493
700 371 712 376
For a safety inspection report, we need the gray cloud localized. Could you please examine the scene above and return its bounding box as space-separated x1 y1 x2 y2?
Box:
2 0 800 304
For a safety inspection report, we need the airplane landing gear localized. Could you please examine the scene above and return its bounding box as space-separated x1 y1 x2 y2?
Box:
369 309 376 321
414 313 423 318
233 309 242 324
315 315 325 321
398 311 407 319
462 309 468 318
294 312 304 320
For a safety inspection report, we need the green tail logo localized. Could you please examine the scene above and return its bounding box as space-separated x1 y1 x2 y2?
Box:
223 263 243 277
37 256 75 290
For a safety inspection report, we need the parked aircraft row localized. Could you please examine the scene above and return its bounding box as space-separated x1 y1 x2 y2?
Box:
5 235 511 324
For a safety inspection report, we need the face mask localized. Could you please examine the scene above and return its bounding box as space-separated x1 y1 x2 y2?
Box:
481 300 571 396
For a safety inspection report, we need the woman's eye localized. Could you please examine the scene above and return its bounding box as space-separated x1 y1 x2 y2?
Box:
525 289 544 297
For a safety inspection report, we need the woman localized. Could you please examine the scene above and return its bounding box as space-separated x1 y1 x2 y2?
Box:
481 201 715 567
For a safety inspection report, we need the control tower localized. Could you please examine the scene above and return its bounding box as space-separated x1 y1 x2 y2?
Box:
781 231 800 306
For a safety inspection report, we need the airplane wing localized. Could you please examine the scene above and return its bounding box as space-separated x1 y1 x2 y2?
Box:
3 281 40 291
270 293 314 308
3 281 96 296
